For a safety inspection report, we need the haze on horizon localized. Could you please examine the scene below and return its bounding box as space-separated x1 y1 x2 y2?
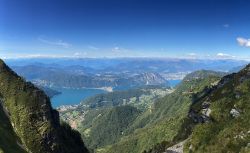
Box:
0 0 250 60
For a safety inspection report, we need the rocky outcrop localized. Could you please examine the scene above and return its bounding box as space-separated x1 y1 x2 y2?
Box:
186 64 250 153
230 108 240 118
165 140 187 153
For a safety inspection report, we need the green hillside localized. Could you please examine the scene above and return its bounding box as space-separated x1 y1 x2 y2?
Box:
58 69 222 153
59 86 172 152
0 59 89 153
81 106 141 149
184 65 250 153
101 70 223 153
82 86 171 111
0 103 27 153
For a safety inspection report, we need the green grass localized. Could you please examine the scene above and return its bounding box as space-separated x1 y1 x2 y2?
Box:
0 103 27 153
185 65 250 153
0 59 89 153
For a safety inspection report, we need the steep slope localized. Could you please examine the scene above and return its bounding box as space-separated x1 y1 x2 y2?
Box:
81 106 141 149
184 64 250 153
58 86 171 152
37 85 61 98
0 59 89 153
147 66 250 153
100 70 223 153
0 102 27 153
132 72 168 86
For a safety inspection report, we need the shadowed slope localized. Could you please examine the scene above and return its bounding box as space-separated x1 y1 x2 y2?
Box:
0 59 89 153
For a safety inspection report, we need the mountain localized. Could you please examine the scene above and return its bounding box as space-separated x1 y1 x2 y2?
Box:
182 70 226 81
0 102 27 153
4 55 249 153
58 65 249 153
6 58 247 73
0 59 89 153
183 64 250 153
134 72 167 85
102 70 223 153
145 65 250 153
8 58 247 89
12 65 169 89
82 106 141 150
59 70 223 153
58 86 172 151
80 86 171 110
229 64 247 73
37 86 61 98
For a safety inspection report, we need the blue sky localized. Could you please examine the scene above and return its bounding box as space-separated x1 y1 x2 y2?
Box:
0 0 250 59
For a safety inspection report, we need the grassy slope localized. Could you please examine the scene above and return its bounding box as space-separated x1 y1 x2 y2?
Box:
0 59 89 153
0 104 27 153
185 65 250 153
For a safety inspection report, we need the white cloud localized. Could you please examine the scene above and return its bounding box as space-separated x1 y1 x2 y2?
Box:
38 37 71 48
236 37 250 47
216 52 235 59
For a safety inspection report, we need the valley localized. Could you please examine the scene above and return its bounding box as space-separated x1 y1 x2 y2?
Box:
0 58 250 153
2 1 250 153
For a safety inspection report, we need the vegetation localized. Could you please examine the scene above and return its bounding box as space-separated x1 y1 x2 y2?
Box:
0 103 27 153
59 69 223 153
184 64 250 153
82 86 171 110
59 86 172 151
3 56 248 153
0 59 89 153
80 106 141 149
37 85 61 98
101 70 223 153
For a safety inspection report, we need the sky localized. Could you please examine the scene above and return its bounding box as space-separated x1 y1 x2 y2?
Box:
0 0 250 59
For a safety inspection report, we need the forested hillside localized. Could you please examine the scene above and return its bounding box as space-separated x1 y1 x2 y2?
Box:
102 70 223 153
60 69 224 153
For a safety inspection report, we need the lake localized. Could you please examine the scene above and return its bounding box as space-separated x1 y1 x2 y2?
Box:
168 80 182 87
51 80 181 108
51 88 107 108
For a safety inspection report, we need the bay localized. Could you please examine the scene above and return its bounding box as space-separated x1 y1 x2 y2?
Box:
51 88 107 108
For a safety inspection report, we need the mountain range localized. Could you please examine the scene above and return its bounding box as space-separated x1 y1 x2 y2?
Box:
58 64 250 153
0 58 250 153
12 65 169 89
